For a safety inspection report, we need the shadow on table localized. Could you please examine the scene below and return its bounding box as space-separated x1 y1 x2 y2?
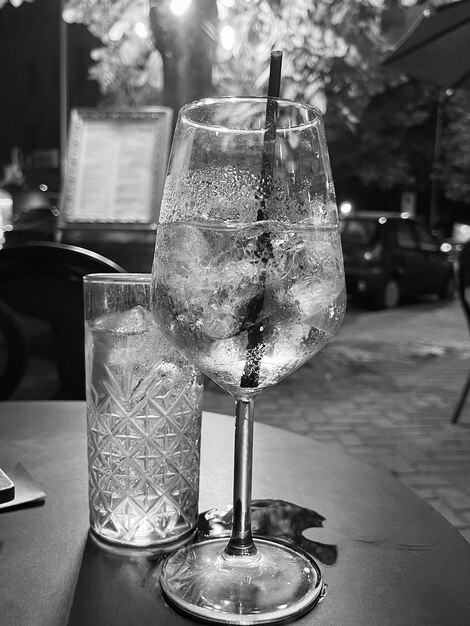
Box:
67 533 173 625
199 499 338 566
67 500 337 624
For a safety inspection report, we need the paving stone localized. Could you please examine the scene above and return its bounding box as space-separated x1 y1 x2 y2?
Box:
406 486 440 500
435 488 470 509
449 474 470 495
416 461 470 473
437 453 470 462
393 473 453 487
338 433 363 445
428 500 468 528
385 456 416 474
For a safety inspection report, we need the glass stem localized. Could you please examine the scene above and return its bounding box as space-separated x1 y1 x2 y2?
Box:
224 397 258 558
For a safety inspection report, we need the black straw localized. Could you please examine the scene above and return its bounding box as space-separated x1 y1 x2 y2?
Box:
256 51 282 221
267 50 283 97
240 50 283 389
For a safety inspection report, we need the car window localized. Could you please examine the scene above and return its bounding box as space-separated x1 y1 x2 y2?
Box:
395 220 417 249
413 222 438 251
340 220 378 245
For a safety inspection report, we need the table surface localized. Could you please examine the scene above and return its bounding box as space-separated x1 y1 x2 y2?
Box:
1 401 470 626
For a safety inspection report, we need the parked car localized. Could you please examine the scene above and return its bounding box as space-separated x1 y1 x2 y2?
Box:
340 212 455 309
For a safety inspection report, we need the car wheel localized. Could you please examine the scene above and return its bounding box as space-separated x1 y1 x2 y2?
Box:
374 278 401 309
438 276 455 300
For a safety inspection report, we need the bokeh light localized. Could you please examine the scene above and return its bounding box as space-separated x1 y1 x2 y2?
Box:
220 25 235 51
169 0 192 17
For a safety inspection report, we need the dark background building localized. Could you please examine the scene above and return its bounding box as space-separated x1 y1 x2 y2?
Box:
0 0 99 189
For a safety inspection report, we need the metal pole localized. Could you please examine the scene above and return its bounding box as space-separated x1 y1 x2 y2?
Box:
429 90 446 229
59 0 69 184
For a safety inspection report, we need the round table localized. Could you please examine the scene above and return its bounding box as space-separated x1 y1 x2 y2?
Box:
0 401 470 625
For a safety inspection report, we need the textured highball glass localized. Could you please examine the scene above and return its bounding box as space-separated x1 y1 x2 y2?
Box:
84 274 203 549
151 97 346 623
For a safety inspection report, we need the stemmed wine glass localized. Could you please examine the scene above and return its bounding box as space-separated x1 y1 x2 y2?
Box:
151 96 346 624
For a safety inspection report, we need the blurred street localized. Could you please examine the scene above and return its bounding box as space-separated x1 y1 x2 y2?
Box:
203 297 470 543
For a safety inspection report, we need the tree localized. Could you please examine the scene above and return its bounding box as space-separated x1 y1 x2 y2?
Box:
436 91 470 206
7 0 470 218
60 0 411 191
332 81 439 207
149 0 218 115
62 0 398 129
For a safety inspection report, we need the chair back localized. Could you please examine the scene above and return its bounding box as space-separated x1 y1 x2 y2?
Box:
0 299 28 400
457 241 470 332
0 242 126 400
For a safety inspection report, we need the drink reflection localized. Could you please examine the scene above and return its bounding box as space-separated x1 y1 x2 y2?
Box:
199 499 338 566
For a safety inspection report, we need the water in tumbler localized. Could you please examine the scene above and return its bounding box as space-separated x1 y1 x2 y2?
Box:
85 304 203 547
152 219 346 395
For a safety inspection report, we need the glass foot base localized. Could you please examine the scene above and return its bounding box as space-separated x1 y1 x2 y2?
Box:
89 526 197 555
160 537 325 624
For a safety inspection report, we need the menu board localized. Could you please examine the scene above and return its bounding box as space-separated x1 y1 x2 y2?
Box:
60 108 173 227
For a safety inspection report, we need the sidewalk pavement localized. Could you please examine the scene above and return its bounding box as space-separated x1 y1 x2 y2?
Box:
202 298 470 543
